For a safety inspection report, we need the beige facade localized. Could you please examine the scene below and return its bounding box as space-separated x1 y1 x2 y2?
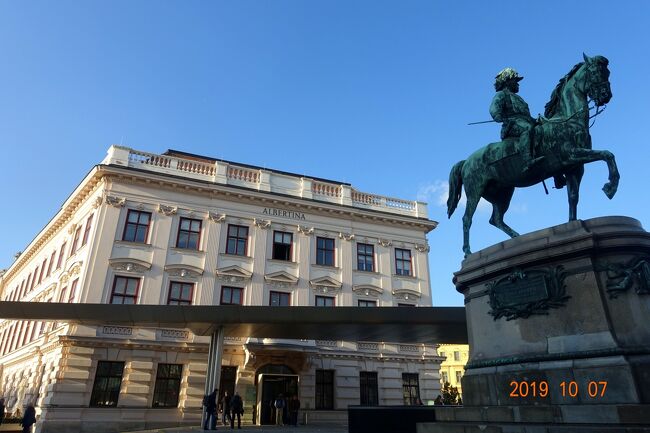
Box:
0 146 442 432
436 344 469 396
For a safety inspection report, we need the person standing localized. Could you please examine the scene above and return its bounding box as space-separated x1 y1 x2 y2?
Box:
289 394 301 427
274 394 285 426
230 392 243 430
221 391 232 426
202 388 218 430
20 404 36 433
0 398 6 426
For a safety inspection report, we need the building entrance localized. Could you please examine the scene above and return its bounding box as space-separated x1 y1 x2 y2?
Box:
257 374 299 425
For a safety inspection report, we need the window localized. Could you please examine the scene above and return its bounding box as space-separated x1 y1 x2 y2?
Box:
71 225 82 254
315 296 335 307
272 231 292 261
176 218 201 250
402 373 420 405
152 363 182 408
226 225 248 256
315 369 334 410
316 237 335 266
38 259 47 285
167 282 193 305
455 371 463 384
441 371 449 384
110 276 140 304
454 351 460 361
82 214 94 246
439 351 446 359
395 248 412 276
358 300 377 307
90 361 125 407
122 210 152 243
220 286 243 305
58 286 68 303
27 272 34 292
357 243 374 272
46 250 56 277
56 242 66 269
270 291 290 306
68 279 79 303
360 372 378 406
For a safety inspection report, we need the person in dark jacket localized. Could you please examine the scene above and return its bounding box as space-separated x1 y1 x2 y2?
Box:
20 404 36 433
289 395 301 426
230 392 243 430
221 391 232 426
0 398 6 426
202 388 218 430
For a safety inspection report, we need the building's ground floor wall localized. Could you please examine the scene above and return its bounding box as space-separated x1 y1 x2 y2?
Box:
0 329 443 433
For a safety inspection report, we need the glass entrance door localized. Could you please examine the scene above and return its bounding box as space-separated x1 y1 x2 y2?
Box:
257 373 299 425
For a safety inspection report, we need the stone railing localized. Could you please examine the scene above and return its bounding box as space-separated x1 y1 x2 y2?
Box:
104 146 428 218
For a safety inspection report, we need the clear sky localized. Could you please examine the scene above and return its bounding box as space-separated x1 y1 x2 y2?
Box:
1 1 649 306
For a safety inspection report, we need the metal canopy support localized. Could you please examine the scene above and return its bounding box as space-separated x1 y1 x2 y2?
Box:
201 326 225 429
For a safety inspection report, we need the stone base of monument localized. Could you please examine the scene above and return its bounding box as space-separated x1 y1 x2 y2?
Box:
418 216 650 432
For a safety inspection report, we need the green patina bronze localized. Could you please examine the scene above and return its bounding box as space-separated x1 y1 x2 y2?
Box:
448 54 619 256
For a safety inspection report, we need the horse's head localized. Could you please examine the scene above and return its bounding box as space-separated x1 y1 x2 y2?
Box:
583 53 612 106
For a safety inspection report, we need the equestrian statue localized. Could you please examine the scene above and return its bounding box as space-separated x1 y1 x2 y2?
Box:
447 53 619 257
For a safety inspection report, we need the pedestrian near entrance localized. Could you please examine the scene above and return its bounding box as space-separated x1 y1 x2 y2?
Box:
289 394 301 426
202 388 218 430
0 398 5 426
230 392 243 430
221 391 232 426
20 404 36 433
274 394 285 426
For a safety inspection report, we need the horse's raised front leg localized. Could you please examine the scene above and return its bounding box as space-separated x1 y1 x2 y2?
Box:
565 167 584 221
568 148 619 199
488 187 520 238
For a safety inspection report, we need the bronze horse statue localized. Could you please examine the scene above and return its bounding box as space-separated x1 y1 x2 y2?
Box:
447 54 619 257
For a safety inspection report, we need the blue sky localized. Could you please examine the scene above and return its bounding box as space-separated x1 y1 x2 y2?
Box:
1 1 648 306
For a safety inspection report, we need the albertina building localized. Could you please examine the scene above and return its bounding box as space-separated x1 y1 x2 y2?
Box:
0 146 441 432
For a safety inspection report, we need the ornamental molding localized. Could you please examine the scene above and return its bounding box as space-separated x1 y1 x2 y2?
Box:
101 326 133 336
60 261 84 284
164 264 204 279
160 329 189 340
352 284 383 297
92 196 103 209
253 218 272 230
309 276 343 294
157 204 178 216
216 265 252 283
108 258 152 274
378 238 392 247
296 225 314 236
339 232 355 241
208 212 227 223
264 270 299 286
392 288 422 301
414 243 430 253
105 195 126 208
67 223 78 235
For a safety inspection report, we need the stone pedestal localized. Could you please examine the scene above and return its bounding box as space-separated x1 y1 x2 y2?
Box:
418 216 650 432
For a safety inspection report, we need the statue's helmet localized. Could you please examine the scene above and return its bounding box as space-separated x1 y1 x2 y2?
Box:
495 67 524 90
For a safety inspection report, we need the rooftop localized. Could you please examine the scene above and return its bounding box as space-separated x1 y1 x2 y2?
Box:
103 145 432 220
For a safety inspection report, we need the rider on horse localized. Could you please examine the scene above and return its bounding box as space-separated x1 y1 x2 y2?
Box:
489 67 543 172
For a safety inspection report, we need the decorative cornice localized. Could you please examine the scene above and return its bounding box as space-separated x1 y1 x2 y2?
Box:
296 225 314 236
253 218 272 229
309 276 343 294
208 211 226 223
392 288 422 301
108 258 152 273
339 232 355 241
157 204 178 216
352 284 383 297
378 238 392 247
164 264 204 279
216 265 252 282
105 194 126 208
264 271 299 286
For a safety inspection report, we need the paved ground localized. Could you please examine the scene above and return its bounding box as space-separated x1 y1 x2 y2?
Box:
126 425 347 433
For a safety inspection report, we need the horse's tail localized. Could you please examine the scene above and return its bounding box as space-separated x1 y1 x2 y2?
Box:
447 160 465 218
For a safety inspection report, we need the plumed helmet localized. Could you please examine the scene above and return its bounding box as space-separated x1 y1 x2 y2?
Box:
494 67 524 90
